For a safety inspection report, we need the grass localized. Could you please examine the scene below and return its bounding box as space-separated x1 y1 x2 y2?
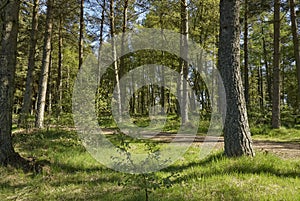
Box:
98 114 181 133
97 114 215 136
0 127 299 200
251 125 300 142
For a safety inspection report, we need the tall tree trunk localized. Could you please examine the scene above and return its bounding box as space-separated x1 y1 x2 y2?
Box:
97 0 106 83
18 0 40 128
0 0 29 167
258 64 264 111
35 0 54 128
262 26 272 104
151 84 155 109
160 63 165 114
131 71 136 114
120 0 128 114
218 0 255 157
282 65 285 105
289 0 300 111
110 0 122 121
97 0 106 114
79 0 84 70
272 0 281 129
180 0 189 124
120 0 128 77
141 89 145 114
57 16 63 115
243 0 249 107
48 48 53 115
137 90 140 114
159 12 165 114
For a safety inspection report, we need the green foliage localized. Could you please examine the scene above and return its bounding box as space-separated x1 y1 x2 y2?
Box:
97 113 213 136
239 2 300 123
111 130 177 201
13 0 300 130
249 104 300 128
97 114 182 133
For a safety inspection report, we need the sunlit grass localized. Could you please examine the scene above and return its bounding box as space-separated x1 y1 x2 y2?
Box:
0 128 299 201
251 125 300 142
98 114 211 134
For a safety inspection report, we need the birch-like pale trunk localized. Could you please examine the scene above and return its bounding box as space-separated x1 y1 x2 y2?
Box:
110 0 122 121
180 0 189 124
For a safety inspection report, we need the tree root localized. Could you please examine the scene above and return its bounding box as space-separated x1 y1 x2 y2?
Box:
4 152 42 173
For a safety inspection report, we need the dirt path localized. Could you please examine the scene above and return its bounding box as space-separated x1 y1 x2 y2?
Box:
14 128 300 159
89 129 300 159
191 136 300 159
124 131 300 159
252 140 300 159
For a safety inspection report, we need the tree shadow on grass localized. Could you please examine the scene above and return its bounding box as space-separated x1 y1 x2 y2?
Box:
162 151 225 173
49 171 122 188
10 129 300 199
163 151 300 185
51 161 108 174
0 181 28 192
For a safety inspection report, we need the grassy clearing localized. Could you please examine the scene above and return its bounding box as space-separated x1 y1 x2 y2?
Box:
0 129 299 201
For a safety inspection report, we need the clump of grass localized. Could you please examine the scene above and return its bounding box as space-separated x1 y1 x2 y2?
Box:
251 125 300 142
1 129 299 201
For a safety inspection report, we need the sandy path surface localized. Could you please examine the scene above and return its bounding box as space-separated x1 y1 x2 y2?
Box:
102 129 300 159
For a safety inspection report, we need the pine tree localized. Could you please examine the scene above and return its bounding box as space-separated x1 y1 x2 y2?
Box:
218 0 255 157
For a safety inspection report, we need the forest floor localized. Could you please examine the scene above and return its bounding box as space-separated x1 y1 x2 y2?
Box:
2 127 299 201
99 128 300 159
251 139 300 159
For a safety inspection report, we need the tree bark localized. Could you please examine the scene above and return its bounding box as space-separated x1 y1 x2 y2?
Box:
120 0 128 115
110 0 122 121
131 72 136 114
120 0 128 77
0 0 34 170
48 48 53 115
97 0 106 83
18 0 40 128
218 0 255 157
35 0 54 128
289 0 300 111
0 0 20 164
258 64 264 111
97 0 106 115
57 16 63 115
243 0 249 107
272 0 281 129
180 0 189 124
79 0 84 70
159 10 165 114
261 26 272 104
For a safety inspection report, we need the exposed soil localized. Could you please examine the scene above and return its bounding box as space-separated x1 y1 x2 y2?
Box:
18 128 300 160
101 129 300 159
183 135 300 159
252 140 300 159
158 134 300 159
